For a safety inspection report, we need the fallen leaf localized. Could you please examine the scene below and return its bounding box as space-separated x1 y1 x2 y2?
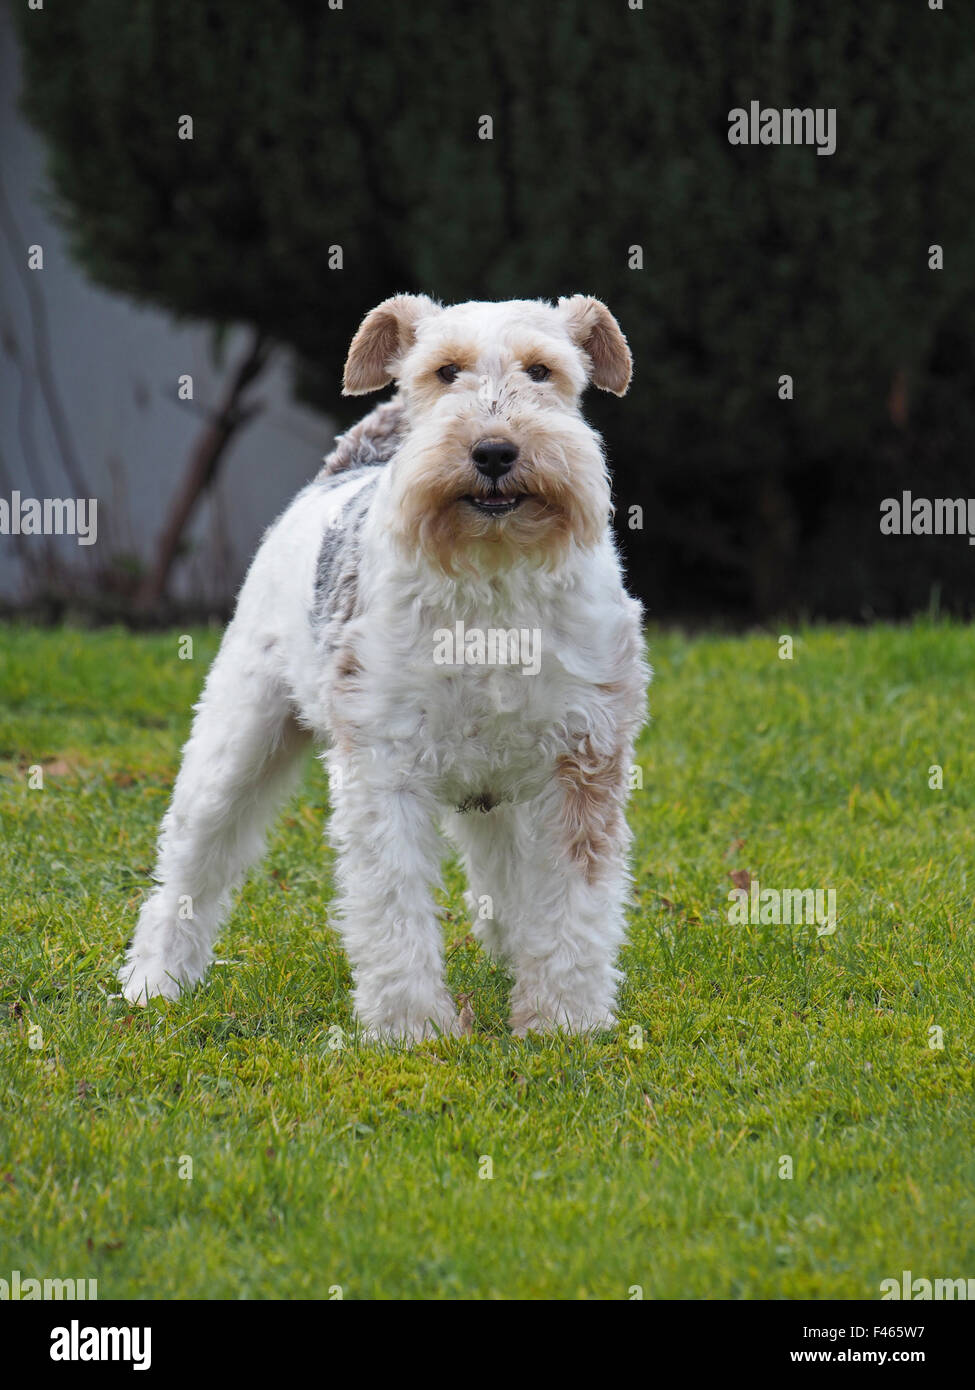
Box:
457 993 475 1036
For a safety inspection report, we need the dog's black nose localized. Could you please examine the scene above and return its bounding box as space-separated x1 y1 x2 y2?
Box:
471 439 519 480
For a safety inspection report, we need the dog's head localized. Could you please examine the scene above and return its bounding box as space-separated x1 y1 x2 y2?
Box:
342 295 632 574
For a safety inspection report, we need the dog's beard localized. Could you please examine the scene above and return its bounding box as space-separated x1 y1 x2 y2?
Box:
388 412 612 575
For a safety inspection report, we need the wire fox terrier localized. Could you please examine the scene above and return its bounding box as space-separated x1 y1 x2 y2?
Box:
121 294 650 1040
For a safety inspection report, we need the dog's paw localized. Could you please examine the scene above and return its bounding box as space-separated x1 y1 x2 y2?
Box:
357 1000 462 1045
510 1007 617 1038
118 956 186 1005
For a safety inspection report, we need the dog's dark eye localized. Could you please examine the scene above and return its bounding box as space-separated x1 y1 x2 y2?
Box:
437 364 460 384
526 364 550 382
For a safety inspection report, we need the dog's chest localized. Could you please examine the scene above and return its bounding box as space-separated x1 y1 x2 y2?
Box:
407 623 591 807
352 559 639 811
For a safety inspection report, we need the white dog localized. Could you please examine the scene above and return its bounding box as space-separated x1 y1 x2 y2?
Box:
121 295 650 1040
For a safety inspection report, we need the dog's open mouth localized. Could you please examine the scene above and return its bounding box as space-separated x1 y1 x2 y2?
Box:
464 494 526 516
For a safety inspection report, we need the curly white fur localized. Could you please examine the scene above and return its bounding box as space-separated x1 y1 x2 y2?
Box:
120 296 650 1041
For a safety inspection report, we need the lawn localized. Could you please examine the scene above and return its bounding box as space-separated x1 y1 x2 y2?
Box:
1 620 973 1300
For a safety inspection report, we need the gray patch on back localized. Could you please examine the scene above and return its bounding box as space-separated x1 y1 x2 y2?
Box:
318 398 407 479
312 470 380 639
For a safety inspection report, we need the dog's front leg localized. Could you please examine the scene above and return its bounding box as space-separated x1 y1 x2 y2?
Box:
326 751 458 1042
507 745 633 1037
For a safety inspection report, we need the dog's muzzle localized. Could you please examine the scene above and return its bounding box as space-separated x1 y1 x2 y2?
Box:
471 439 518 480
467 439 525 514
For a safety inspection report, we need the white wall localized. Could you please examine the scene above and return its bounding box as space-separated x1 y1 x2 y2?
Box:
0 5 335 606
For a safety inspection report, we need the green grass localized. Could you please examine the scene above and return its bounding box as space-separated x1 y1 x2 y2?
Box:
1 620 974 1300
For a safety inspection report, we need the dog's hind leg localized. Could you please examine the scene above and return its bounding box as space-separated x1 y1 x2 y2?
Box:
120 638 311 1004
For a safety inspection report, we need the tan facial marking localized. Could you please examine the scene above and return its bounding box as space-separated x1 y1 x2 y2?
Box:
341 296 632 574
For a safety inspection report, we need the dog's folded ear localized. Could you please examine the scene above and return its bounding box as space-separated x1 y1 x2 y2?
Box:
343 294 441 395
557 296 633 396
